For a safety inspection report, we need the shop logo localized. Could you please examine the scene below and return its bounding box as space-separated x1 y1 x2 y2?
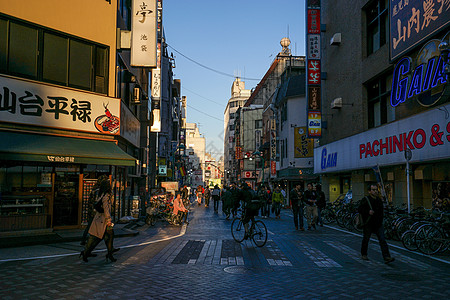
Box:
391 38 448 108
321 147 337 170
94 103 120 134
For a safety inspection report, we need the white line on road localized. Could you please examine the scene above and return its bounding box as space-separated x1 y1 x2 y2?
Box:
0 224 187 263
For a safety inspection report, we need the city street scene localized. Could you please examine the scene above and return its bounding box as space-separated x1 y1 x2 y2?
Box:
1 0 450 299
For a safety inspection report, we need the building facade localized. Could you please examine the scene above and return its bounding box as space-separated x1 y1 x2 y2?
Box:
316 0 450 209
186 122 206 188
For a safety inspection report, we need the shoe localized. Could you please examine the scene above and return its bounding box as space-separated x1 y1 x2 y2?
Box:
361 255 369 261
105 253 117 262
384 257 395 264
79 251 88 262
308 226 312 230
312 224 316 229
300 227 305 231
320 223 324 227
295 226 299 230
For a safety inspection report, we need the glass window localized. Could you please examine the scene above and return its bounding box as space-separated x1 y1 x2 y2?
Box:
94 47 108 93
9 22 38 78
255 119 262 129
43 33 68 84
69 40 92 90
367 74 393 128
0 18 7 72
366 0 388 55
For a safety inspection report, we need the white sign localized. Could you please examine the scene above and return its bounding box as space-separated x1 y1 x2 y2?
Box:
307 34 321 59
0 75 120 135
158 165 167 175
314 104 450 173
131 0 157 67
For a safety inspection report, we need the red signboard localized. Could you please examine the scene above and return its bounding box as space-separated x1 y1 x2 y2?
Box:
307 9 320 34
270 161 276 177
307 60 321 85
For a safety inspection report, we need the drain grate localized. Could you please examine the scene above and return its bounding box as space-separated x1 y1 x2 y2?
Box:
381 272 422 282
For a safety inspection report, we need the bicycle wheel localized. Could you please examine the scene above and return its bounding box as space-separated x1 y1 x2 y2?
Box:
352 213 363 233
252 220 268 247
423 225 444 255
401 230 418 251
321 208 334 224
231 218 245 243
415 224 442 255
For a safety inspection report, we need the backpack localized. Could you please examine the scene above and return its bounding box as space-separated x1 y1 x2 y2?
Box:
92 190 104 213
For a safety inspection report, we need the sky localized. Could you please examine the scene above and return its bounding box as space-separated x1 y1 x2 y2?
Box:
163 0 306 160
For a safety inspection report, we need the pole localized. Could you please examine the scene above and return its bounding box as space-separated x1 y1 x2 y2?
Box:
406 159 410 213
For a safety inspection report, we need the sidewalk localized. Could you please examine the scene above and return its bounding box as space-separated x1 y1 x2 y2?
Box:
0 221 141 248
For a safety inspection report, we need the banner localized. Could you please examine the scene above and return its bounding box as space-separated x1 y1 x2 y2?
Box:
131 0 157 67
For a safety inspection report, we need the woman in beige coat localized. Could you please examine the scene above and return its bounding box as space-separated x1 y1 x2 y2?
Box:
81 179 119 262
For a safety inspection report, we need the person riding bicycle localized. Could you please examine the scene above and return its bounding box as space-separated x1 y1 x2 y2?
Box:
173 192 189 225
240 182 260 239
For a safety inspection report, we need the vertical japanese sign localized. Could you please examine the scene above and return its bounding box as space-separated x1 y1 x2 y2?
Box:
390 0 450 61
270 118 277 178
131 0 157 67
294 127 314 158
150 0 163 132
306 0 322 138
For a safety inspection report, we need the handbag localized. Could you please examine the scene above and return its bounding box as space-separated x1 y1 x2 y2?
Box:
356 197 372 229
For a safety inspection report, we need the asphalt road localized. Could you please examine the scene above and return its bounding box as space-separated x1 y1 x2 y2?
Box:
0 203 449 299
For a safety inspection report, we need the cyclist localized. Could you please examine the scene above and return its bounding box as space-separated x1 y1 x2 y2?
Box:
240 182 260 239
173 192 189 224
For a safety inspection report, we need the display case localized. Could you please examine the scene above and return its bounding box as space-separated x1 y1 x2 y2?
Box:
0 195 48 231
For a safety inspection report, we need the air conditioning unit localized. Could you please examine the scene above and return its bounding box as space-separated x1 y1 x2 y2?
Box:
331 97 343 109
330 33 341 45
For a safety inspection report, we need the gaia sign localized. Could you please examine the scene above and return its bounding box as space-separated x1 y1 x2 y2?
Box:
391 39 448 108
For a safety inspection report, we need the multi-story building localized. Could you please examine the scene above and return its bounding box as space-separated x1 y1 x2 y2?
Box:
186 122 206 187
0 0 154 232
223 77 251 185
316 0 450 209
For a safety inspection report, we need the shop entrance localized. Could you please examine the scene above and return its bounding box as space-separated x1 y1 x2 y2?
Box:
53 173 79 227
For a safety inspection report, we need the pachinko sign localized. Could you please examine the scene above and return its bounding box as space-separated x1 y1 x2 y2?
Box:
391 37 449 108
0 75 120 135
314 103 450 173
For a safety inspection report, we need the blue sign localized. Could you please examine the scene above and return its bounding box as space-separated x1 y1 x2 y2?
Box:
390 39 448 107
321 148 337 170
390 0 450 61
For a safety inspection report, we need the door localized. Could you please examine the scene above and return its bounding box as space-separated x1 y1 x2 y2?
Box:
53 173 79 227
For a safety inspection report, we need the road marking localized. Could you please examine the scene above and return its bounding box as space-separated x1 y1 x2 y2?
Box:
0 224 187 263
296 241 342 268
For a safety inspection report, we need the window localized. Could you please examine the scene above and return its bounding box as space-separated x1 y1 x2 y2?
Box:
366 0 389 55
229 112 235 119
0 16 108 94
255 119 262 129
367 73 394 128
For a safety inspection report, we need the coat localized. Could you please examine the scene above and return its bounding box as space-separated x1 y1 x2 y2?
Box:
88 192 112 239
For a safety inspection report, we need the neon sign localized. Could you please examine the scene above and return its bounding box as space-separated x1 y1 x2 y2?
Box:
390 39 448 108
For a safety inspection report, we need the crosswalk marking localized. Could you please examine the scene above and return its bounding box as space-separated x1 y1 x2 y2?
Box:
296 241 342 268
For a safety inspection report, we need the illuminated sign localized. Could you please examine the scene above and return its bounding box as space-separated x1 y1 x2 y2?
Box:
308 111 322 137
321 148 337 170
390 0 450 61
390 39 448 108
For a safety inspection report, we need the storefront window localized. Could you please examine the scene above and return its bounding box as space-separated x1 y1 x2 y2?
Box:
432 182 450 212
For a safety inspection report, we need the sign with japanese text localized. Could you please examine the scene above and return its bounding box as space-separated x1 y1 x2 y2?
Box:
308 86 321 110
307 9 321 34
390 0 450 61
294 127 314 158
307 60 321 85
270 161 276 178
314 103 450 173
307 34 321 59
131 0 157 67
270 130 277 161
307 111 322 137
120 102 140 147
307 0 321 8
0 75 120 135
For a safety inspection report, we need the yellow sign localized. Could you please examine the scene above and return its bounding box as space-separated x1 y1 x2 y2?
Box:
294 127 314 158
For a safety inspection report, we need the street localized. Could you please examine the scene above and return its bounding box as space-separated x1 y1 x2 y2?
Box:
0 203 449 299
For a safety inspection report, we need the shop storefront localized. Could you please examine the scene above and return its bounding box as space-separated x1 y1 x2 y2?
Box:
0 75 136 232
314 103 450 209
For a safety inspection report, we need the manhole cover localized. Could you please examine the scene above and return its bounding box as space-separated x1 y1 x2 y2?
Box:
223 266 273 274
381 272 421 282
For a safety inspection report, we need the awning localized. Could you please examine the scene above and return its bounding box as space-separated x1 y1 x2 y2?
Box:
0 131 136 166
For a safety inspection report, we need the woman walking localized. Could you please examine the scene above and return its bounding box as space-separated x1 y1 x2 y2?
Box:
80 179 119 262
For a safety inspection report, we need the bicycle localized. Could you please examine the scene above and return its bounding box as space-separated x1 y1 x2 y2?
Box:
231 209 268 247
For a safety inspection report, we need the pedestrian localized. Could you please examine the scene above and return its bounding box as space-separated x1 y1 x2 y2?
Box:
212 185 221 213
272 186 283 219
196 185 203 206
290 184 304 230
304 183 318 230
315 184 326 226
222 185 233 219
280 186 287 203
204 186 211 207
181 185 189 207
80 179 119 263
173 192 189 224
230 182 241 218
80 175 108 246
257 185 267 217
358 184 395 264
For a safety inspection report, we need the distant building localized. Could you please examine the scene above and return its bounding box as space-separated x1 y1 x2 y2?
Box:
186 123 206 187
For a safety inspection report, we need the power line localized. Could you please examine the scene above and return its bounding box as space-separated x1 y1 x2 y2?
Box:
167 44 261 81
183 86 223 106
187 104 223 122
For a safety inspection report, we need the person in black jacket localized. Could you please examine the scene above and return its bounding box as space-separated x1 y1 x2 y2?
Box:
303 183 318 230
290 184 304 231
358 184 394 264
